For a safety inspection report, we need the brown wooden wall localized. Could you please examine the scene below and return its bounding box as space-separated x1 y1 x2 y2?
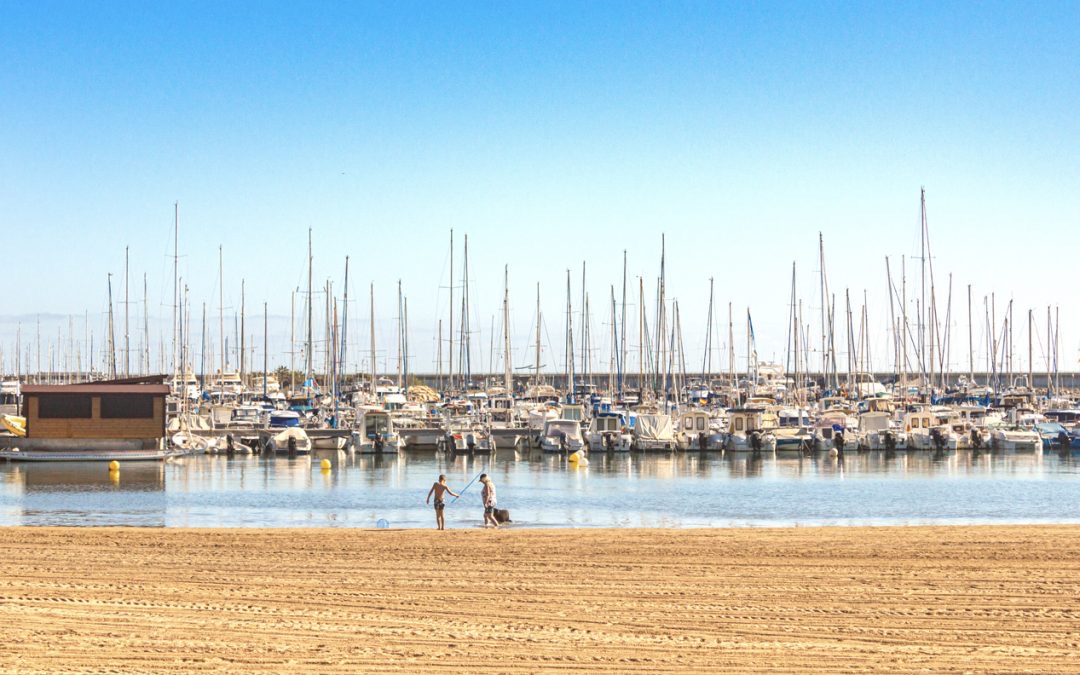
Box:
27 396 165 440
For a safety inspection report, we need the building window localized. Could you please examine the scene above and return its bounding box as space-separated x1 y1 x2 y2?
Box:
38 395 92 419
100 395 154 419
735 418 744 432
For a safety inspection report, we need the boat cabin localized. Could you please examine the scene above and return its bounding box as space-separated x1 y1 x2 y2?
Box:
20 384 169 443
680 410 711 434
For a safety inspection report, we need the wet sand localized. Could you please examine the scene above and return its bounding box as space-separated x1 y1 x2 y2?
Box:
0 525 1077 672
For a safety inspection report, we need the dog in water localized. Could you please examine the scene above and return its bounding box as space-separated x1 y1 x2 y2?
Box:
493 508 512 524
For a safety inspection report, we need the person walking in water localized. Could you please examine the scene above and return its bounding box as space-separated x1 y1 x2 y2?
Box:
479 474 499 528
426 474 460 530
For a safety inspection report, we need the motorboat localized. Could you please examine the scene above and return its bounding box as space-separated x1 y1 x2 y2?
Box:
724 408 777 452
586 412 632 452
539 419 586 454
351 407 403 454
266 411 311 454
675 409 723 451
632 413 678 452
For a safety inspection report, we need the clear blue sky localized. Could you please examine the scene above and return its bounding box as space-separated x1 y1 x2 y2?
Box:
1 1 1078 378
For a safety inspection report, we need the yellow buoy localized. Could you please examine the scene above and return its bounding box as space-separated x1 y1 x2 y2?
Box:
109 460 120 472
568 451 579 463
320 458 332 471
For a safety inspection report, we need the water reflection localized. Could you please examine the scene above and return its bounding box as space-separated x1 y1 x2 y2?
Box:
0 448 1076 528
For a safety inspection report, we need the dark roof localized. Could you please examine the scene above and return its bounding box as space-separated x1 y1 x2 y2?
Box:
22 384 171 395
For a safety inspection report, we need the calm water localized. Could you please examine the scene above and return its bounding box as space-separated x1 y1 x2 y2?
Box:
1 449 1079 528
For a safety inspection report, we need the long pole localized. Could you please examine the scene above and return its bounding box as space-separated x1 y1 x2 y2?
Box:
172 202 179 378
370 282 376 397
503 265 512 393
448 229 454 391
218 245 224 400
620 251 627 390
306 229 313 390
263 301 268 399
968 284 974 385
123 246 129 378
535 284 541 384
106 273 116 379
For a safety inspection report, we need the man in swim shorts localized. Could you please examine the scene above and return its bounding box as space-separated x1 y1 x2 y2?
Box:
426 474 460 530
480 474 499 528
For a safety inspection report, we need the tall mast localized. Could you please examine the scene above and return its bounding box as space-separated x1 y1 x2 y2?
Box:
728 302 734 389
1028 308 1033 391
263 301 268 399
289 289 295 393
199 303 205 388
611 285 621 398
403 297 409 396
397 279 404 388
659 234 666 409
341 257 349 384
968 284 974 385
171 202 179 378
462 233 471 387
448 228 454 391
819 233 827 383
920 187 927 388
240 279 245 384
702 277 714 381
565 269 574 403
218 245 224 399
306 229 313 390
503 265 512 393
369 282 376 397
106 273 116 379
123 245 129 377
620 251 627 387
580 261 587 389
534 283 542 384
639 278 645 394
142 273 149 375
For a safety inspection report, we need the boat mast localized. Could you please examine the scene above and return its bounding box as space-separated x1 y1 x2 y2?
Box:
218 245 224 400
728 302 734 390
703 277 714 382
659 235 666 410
968 284 974 385
534 284 542 385
620 251 627 392
306 229 313 394
920 188 927 390
123 246 129 378
263 301 268 399
172 202 179 380
565 269 574 403
580 261 587 391
106 273 116 379
403 297 409 397
502 265 512 393
397 279 403 389
289 289 296 393
462 234 471 388
142 273 149 375
341 256 349 388
369 282 376 398
240 279 245 386
639 278 645 396
448 228 454 392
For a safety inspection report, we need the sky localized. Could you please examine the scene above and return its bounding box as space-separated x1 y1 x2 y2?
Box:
1 1 1078 379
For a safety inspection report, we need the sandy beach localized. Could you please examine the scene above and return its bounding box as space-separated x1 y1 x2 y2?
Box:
0 525 1077 673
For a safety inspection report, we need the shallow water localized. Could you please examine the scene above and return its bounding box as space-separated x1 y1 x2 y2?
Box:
1 448 1079 528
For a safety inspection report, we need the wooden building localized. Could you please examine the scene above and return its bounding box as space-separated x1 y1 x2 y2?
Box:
20 384 170 447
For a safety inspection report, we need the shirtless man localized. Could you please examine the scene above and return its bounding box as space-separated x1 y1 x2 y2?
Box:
426 474 460 530
480 474 499 528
